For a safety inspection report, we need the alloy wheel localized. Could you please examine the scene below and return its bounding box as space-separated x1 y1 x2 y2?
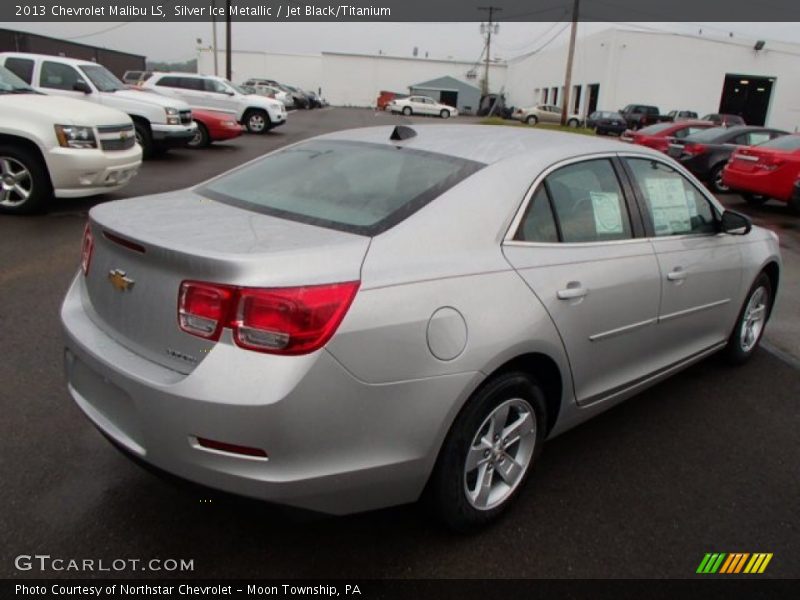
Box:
740 286 768 353
463 398 536 510
248 114 266 132
0 157 33 208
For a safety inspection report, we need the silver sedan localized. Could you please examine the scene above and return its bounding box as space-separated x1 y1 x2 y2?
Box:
61 125 781 530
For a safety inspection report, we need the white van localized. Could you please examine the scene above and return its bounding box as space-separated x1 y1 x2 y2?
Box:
0 53 197 158
0 65 141 214
143 73 286 133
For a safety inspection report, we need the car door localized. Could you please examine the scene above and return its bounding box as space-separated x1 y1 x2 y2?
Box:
543 105 560 123
503 156 663 405
202 78 238 113
622 156 743 364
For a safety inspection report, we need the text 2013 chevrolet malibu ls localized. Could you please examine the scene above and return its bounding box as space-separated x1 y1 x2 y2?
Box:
62 125 781 530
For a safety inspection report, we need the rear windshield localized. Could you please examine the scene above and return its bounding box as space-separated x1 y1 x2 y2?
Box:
198 140 484 235
684 127 730 143
755 135 800 151
638 123 674 135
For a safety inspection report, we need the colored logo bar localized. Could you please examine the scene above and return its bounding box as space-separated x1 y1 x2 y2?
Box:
697 553 773 574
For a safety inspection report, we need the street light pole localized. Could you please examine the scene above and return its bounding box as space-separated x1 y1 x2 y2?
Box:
225 0 232 80
478 6 501 96
560 0 580 126
211 0 218 76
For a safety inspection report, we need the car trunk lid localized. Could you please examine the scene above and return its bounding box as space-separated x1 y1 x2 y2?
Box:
82 192 370 373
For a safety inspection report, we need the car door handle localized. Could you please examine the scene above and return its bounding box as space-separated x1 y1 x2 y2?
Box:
557 285 589 300
667 268 687 281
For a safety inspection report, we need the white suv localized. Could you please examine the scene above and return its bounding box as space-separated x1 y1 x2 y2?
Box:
0 53 197 159
0 65 141 214
143 73 287 133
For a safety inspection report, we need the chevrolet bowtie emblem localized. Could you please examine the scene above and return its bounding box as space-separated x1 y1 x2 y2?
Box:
108 269 135 291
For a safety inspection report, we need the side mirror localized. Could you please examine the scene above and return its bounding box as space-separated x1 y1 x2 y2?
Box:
73 80 91 94
721 210 752 235
225 90 235 96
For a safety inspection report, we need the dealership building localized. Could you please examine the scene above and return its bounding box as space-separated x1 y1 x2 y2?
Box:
200 27 800 130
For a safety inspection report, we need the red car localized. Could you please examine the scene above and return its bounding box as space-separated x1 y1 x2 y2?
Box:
722 134 800 212
621 121 714 153
188 109 244 149
376 90 408 111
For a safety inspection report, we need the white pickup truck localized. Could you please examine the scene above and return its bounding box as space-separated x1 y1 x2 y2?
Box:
0 65 142 214
0 52 196 159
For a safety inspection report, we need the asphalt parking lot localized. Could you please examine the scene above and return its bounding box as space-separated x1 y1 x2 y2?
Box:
1 108 798 579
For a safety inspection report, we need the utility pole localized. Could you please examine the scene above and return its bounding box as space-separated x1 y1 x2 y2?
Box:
225 0 232 80
211 0 218 76
478 6 501 96
560 0 579 125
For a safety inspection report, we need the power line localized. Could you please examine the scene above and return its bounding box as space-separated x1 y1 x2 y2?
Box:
494 17 570 54
510 22 571 60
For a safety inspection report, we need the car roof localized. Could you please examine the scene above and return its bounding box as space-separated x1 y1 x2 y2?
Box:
316 125 663 165
0 52 105 68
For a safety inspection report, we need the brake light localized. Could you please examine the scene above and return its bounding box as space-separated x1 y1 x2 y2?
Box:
177 280 359 354
683 143 708 156
80 222 94 276
758 156 785 171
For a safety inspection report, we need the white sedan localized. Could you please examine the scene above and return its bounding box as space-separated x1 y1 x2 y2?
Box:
389 95 458 119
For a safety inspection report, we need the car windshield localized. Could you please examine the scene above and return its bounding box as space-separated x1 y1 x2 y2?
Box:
0 65 35 93
754 135 800 151
79 64 125 91
639 123 675 135
198 140 484 235
684 127 730 142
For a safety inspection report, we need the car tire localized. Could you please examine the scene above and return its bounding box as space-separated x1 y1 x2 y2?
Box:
440 109 450 119
567 118 579 128
402 107 412 116
710 163 731 194
723 272 772 365
244 109 270 134
789 194 800 215
187 122 210 149
742 193 768 206
133 121 155 159
427 371 547 532
525 115 538 126
0 144 51 215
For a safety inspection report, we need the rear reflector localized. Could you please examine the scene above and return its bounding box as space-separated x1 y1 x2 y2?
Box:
80 222 94 276
178 280 360 355
195 437 268 459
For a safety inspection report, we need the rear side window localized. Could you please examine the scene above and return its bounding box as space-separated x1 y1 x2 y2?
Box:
625 158 716 237
4 57 34 84
525 159 633 244
756 135 800 151
515 186 559 243
40 61 83 90
198 140 484 236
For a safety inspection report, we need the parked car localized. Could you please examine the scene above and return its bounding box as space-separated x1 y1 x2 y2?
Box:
62 125 780 530
585 111 627 135
702 113 746 127
377 90 409 110
122 70 154 86
281 84 311 109
513 104 581 127
389 95 458 118
621 121 715 153
0 53 196 159
306 91 326 108
187 109 244 149
667 126 788 193
477 93 513 118
246 83 294 109
619 104 672 130
722 134 800 212
142 73 286 134
0 65 141 214
665 110 699 121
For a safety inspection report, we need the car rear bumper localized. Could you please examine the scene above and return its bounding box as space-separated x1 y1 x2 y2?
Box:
723 167 794 201
48 146 142 198
60 275 477 514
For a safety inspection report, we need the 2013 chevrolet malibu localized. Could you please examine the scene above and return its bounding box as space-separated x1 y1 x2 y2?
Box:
61 125 781 530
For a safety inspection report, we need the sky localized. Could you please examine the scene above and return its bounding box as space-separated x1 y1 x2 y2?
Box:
8 21 800 64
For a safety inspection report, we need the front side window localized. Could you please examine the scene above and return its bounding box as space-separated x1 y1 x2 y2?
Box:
523 159 633 244
204 79 229 93
198 140 484 235
155 76 180 87
79 64 124 92
625 158 716 237
40 61 84 90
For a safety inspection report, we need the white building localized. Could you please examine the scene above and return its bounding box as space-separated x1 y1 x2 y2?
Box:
504 28 800 131
197 47 507 110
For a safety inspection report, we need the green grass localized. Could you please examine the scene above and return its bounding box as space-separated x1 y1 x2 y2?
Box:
479 116 596 136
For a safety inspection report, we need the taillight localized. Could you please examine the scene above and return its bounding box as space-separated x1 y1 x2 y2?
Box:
759 156 785 171
80 222 94 276
683 143 708 156
177 280 359 355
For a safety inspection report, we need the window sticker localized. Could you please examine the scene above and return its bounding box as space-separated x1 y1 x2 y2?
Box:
590 191 624 234
644 177 691 235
